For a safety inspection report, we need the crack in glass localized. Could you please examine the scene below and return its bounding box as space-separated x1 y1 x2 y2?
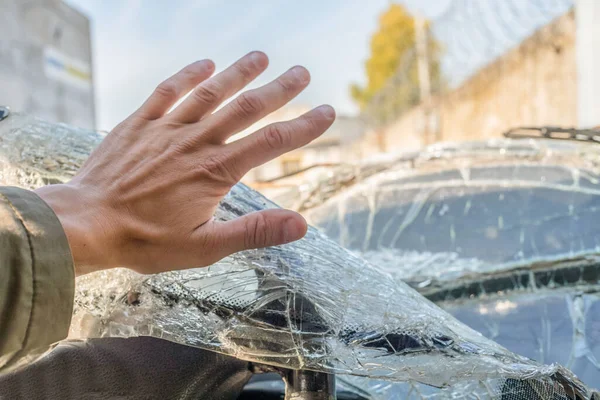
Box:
0 113 597 398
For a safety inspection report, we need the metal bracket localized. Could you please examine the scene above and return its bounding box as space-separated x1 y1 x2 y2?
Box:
0 106 9 122
284 370 336 400
504 126 600 144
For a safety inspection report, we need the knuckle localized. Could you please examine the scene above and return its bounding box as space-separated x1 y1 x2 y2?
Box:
234 62 255 81
154 81 178 102
245 213 271 248
305 116 321 133
276 76 294 93
198 153 239 183
294 117 320 144
262 124 290 150
180 69 200 84
193 81 222 105
235 93 264 117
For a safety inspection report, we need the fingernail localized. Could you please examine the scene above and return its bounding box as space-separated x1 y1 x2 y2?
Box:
204 60 215 71
290 66 310 84
189 60 214 75
283 217 305 243
317 105 336 120
249 51 268 68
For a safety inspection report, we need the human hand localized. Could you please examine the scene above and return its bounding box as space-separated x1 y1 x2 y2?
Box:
35 51 335 275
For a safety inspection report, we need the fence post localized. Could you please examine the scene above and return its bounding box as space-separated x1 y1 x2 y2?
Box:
576 0 600 128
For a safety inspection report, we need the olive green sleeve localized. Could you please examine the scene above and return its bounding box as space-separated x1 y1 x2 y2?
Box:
0 186 74 372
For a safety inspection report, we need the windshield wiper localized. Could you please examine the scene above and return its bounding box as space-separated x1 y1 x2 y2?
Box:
421 256 600 302
504 126 600 144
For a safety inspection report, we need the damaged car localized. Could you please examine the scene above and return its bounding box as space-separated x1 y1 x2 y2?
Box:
0 111 597 399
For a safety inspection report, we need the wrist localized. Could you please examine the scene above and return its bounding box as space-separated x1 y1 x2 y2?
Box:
35 183 113 275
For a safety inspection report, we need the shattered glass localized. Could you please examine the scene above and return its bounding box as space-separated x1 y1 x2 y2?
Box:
0 113 597 398
307 141 600 284
305 139 600 391
446 292 600 385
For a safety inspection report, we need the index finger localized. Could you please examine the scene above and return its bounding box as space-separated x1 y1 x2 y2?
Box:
228 105 336 173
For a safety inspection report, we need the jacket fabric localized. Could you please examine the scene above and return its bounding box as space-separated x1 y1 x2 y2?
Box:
0 187 74 372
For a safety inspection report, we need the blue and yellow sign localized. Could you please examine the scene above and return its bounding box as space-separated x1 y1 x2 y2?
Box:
44 47 91 91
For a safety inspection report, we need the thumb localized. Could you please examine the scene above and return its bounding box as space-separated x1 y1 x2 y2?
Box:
208 209 308 257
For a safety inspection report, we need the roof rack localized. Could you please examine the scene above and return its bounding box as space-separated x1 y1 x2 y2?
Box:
503 126 600 144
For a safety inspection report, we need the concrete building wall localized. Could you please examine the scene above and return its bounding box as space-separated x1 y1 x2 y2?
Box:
376 11 576 150
380 105 427 154
0 0 95 128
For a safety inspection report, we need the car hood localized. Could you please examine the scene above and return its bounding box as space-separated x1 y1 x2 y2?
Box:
0 112 596 398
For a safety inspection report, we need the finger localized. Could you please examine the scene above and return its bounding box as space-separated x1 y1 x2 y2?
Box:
169 51 269 124
229 105 336 173
203 210 308 259
205 65 310 143
136 60 215 120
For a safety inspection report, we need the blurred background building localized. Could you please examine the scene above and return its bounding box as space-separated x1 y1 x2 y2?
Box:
0 0 95 128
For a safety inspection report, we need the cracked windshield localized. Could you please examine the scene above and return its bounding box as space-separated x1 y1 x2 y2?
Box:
0 0 599 399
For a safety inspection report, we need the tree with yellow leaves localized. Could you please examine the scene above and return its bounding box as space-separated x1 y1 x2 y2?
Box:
351 4 442 125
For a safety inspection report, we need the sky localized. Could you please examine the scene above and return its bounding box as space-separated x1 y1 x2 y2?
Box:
64 0 450 131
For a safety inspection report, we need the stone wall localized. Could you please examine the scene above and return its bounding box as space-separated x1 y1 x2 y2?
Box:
0 0 95 128
380 10 576 150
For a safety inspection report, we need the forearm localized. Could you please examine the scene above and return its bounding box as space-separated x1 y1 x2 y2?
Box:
0 187 74 372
